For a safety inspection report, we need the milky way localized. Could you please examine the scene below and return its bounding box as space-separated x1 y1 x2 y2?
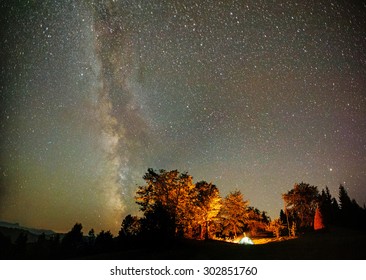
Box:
1 0 365 234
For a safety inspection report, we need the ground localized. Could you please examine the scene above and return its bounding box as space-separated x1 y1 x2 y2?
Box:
85 227 366 260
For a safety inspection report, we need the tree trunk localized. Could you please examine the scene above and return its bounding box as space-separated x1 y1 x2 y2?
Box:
205 221 209 240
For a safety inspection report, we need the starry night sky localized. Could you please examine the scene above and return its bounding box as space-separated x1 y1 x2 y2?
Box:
1 0 365 234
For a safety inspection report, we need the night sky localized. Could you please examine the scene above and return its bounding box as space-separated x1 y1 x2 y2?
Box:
1 0 365 234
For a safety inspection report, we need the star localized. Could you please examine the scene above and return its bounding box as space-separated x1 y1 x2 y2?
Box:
0 0 365 234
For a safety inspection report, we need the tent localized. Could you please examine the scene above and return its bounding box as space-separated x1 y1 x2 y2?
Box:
239 236 254 245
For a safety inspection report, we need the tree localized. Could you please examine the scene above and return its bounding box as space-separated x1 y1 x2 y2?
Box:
261 211 271 224
61 223 83 250
319 188 331 222
88 228 96 246
135 168 195 238
36 233 47 253
318 186 340 226
94 230 114 251
338 185 355 226
339 185 352 212
119 214 141 238
267 219 284 238
283 183 319 229
139 202 175 239
338 185 366 229
279 209 287 224
219 190 248 239
49 234 61 256
192 181 222 240
314 206 325 230
245 207 270 236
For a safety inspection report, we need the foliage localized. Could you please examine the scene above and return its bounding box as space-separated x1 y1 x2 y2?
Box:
338 185 366 229
94 230 114 251
245 207 270 236
279 209 287 224
119 215 141 238
88 228 95 245
290 222 297 237
339 185 352 211
319 186 339 225
314 206 325 230
135 168 195 238
267 219 284 238
5 172 366 259
190 181 222 240
134 170 272 240
61 223 83 250
218 190 248 239
283 183 319 229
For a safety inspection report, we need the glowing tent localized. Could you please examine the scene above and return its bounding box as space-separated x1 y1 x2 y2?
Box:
239 236 254 245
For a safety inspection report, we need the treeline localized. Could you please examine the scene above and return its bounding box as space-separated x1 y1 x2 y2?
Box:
1 169 366 259
0 168 271 259
271 183 366 237
122 168 270 241
0 223 117 259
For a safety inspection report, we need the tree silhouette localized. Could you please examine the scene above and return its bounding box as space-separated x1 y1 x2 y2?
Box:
338 185 366 229
119 214 141 238
140 201 176 239
279 209 287 224
318 186 340 226
88 228 95 246
61 223 83 252
283 183 319 229
339 185 355 227
49 234 60 257
94 230 114 252
339 185 352 212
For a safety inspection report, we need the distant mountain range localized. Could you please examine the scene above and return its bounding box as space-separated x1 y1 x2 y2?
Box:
0 221 56 236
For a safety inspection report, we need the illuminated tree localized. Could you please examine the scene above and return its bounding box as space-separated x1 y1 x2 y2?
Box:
245 207 270 236
314 206 325 230
192 181 222 240
219 190 248 239
283 183 319 229
267 218 284 238
135 168 195 238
